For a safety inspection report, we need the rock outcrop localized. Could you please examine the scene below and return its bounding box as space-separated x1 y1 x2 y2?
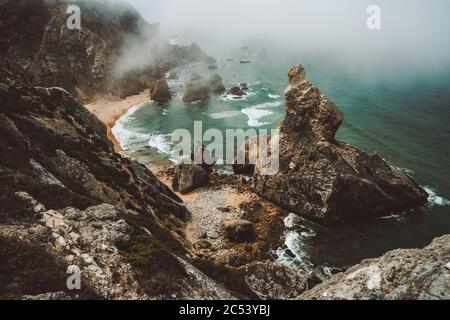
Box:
252 66 428 224
183 81 210 103
150 79 171 103
206 74 226 94
228 86 247 97
298 235 450 300
183 74 226 103
171 142 216 194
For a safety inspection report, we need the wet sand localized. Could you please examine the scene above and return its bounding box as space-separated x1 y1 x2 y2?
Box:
85 90 150 152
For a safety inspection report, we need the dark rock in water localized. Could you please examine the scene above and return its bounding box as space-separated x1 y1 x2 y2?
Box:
183 74 226 102
222 218 254 243
240 83 249 91
228 86 247 96
172 164 209 194
251 65 428 224
208 64 218 70
240 60 251 64
150 79 171 103
285 249 296 259
299 235 450 300
206 74 226 94
226 59 234 62
183 81 210 103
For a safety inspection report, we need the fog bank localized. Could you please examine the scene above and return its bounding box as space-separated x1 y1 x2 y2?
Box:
125 0 450 78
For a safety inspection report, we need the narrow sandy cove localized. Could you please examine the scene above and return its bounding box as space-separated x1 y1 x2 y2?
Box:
84 90 150 152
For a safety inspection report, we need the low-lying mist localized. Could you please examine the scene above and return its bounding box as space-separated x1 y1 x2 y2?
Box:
124 0 450 82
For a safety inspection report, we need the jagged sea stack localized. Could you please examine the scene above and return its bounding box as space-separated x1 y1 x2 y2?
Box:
252 66 428 224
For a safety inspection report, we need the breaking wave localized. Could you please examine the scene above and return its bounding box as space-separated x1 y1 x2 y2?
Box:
424 186 450 207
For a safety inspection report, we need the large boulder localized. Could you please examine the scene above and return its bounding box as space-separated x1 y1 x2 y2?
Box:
172 164 209 194
222 218 254 243
298 235 450 300
183 74 226 103
206 74 226 94
183 81 210 103
228 86 247 96
251 65 428 224
150 79 171 103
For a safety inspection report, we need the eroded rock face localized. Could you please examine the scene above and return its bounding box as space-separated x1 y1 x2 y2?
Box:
252 66 428 224
298 236 450 300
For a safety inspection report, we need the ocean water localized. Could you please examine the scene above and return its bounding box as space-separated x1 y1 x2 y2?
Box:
113 45 450 272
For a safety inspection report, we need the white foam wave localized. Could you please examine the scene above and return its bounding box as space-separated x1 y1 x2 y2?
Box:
148 134 172 155
209 111 241 119
284 213 300 228
219 91 256 102
424 186 450 207
268 94 281 99
376 213 404 222
241 107 273 127
275 229 316 273
252 101 283 109
111 102 149 149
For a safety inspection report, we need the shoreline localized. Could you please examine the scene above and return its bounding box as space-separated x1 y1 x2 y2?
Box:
84 90 150 152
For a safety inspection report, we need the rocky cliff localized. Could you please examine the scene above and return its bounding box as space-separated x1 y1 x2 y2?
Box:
298 235 450 300
252 66 428 224
0 0 213 102
0 71 235 299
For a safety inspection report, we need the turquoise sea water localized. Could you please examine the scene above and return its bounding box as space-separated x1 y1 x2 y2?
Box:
113 46 450 271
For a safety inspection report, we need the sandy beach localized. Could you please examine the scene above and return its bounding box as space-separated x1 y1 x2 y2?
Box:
85 90 150 152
